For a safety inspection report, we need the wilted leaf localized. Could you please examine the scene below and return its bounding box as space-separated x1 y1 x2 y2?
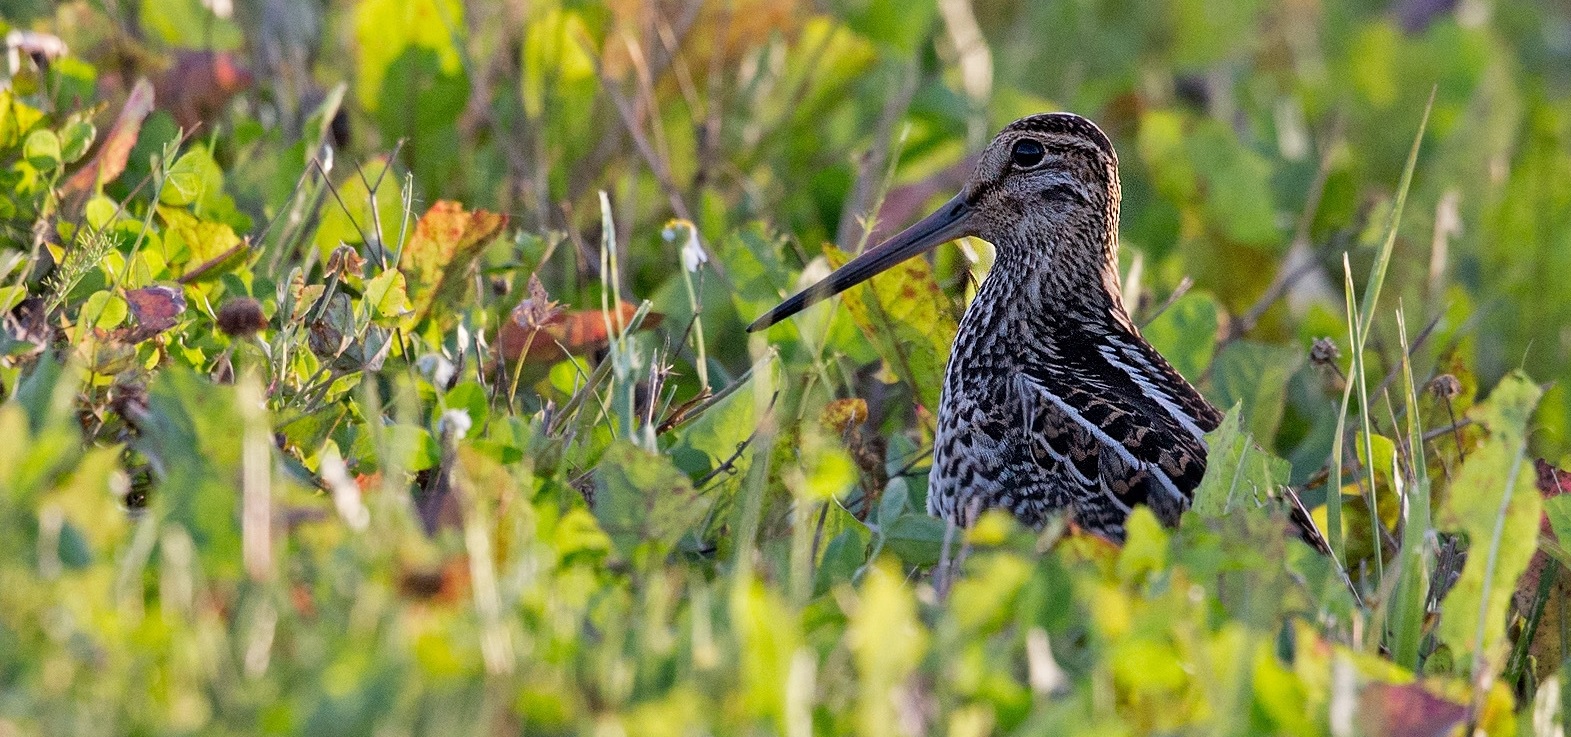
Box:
398 200 507 322
824 243 956 412
1511 460 1571 681
122 284 186 341
63 78 154 197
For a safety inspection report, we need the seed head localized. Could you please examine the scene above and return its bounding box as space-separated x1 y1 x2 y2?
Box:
1309 337 1341 367
216 297 268 338
1429 374 1462 400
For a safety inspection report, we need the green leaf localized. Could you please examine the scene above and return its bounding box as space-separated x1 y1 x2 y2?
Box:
59 118 96 163
1141 290 1220 380
441 382 488 439
23 129 61 171
1437 372 1543 664
833 0 937 53
1189 121 1281 247
1193 404 1290 518
159 146 224 209
1546 495 1571 544
84 195 119 230
159 207 243 274
0 286 27 314
825 243 956 412
1207 340 1304 442
311 155 405 260
1117 506 1170 582
593 442 709 562
363 268 414 322
882 513 945 567
353 0 468 187
138 367 246 575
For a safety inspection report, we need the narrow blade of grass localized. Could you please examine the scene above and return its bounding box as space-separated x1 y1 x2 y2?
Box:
1341 90 1434 595
1387 305 1433 668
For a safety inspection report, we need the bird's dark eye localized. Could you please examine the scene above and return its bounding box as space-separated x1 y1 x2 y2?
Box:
1011 139 1046 169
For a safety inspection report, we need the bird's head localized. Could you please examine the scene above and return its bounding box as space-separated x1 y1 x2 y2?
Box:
748 112 1122 332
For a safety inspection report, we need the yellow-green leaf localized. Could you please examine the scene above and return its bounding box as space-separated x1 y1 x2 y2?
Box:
824 243 956 412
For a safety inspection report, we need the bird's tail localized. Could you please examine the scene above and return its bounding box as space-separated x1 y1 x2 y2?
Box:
1280 485 1365 608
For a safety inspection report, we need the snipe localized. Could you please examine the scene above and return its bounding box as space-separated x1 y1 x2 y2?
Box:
750 112 1311 543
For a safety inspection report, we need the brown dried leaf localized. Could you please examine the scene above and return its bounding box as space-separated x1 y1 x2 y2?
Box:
1510 459 1571 681
496 301 661 364
62 78 154 197
514 273 562 329
123 284 185 340
324 244 367 280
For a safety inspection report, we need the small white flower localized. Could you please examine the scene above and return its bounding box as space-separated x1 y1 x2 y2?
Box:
417 353 456 388
319 448 369 531
664 219 709 273
439 408 472 439
203 0 234 19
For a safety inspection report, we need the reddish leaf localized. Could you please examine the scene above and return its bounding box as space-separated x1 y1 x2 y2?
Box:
496 301 662 364
123 285 185 339
1358 683 1467 737
398 201 507 322
1508 459 1571 681
152 51 254 130
62 78 154 197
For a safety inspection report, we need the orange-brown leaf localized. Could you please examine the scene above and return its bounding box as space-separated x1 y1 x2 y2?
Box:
398 201 507 322
496 301 662 364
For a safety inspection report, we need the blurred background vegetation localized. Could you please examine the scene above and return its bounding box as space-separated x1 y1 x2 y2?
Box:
3 0 1571 734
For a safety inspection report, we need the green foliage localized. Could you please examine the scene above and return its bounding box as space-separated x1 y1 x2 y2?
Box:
0 0 1568 734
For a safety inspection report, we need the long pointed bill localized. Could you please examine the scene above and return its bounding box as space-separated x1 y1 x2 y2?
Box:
747 194 974 332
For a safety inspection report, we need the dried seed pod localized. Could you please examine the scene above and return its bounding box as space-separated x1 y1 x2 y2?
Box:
216 297 268 338
1429 374 1462 400
1309 337 1341 367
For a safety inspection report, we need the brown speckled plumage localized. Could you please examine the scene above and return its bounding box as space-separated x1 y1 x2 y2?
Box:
921 114 1221 538
750 113 1242 541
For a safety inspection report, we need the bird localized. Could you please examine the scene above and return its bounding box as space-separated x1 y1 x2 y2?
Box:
748 112 1323 546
